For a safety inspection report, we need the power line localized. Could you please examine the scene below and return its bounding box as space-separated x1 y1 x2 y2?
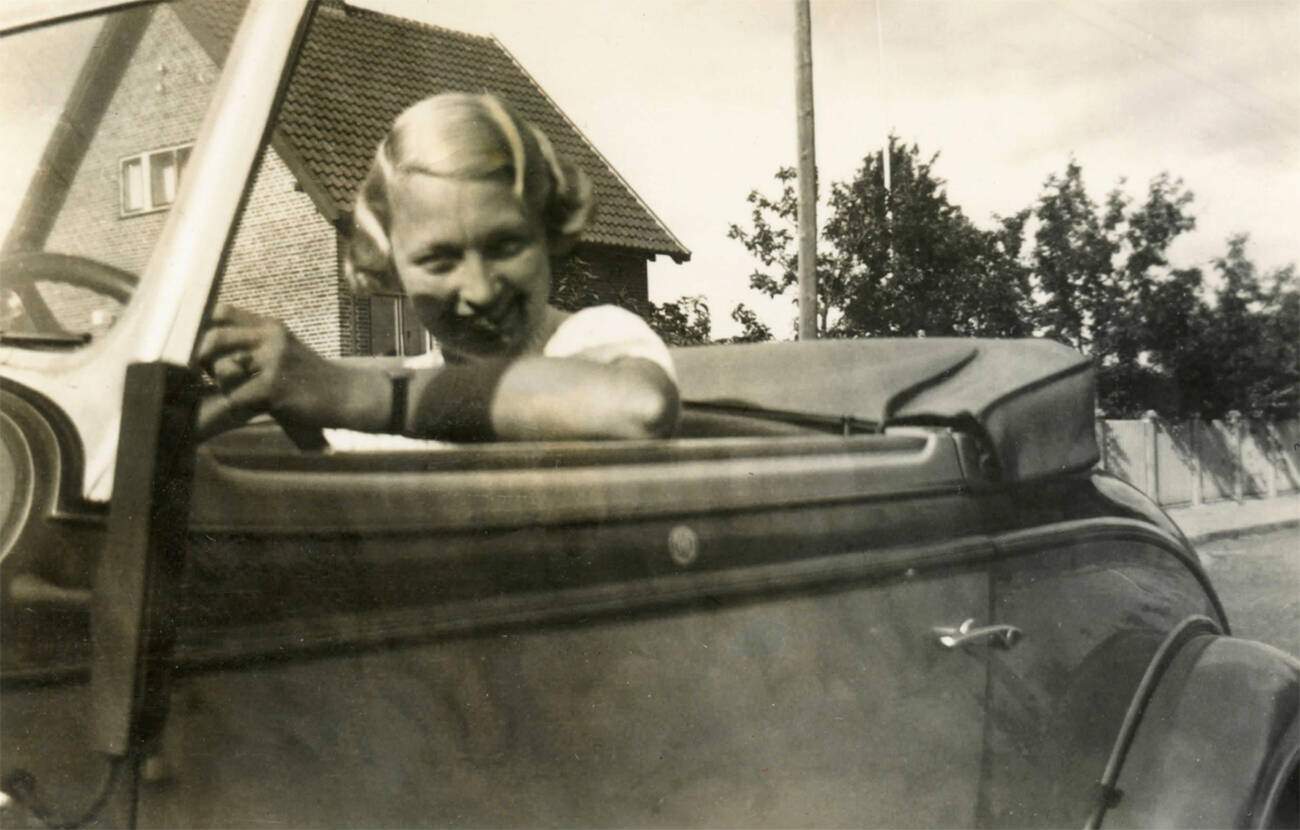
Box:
1096 2 1298 120
1060 0 1294 141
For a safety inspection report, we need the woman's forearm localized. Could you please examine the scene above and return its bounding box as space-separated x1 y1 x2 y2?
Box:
318 361 394 432
399 356 678 441
321 355 678 441
488 356 679 440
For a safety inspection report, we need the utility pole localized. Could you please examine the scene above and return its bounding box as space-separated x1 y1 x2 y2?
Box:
794 0 818 339
875 0 894 282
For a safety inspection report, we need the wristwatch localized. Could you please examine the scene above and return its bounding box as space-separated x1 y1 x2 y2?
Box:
387 370 412 435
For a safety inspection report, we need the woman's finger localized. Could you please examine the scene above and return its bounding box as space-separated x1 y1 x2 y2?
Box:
210 352 254 388
194 391 257 440
222 369 274 413
195 393 234 439
197 325 267 363
210 303 264 326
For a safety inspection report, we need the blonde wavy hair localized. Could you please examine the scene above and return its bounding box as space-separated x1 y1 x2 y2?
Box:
344 92 595 293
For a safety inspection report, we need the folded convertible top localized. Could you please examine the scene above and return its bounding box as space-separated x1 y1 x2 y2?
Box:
671 338 1098 482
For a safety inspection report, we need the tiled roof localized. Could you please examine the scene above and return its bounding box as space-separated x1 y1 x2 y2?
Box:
174 0 689 261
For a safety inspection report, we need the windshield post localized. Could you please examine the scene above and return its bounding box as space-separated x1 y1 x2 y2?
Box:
127 0 316 368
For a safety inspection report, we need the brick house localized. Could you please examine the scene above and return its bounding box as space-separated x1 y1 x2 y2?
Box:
17 0 689 357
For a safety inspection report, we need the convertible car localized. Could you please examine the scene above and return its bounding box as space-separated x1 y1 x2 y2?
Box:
2 2 1298 828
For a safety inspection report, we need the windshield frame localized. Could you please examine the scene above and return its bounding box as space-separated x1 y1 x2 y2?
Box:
0 0 156 36
0 0 318 501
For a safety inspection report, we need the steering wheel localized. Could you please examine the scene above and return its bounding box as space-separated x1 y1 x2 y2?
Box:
0 251 137 335
1 252 327 451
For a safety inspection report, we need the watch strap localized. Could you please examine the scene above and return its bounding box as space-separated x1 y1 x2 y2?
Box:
387 371 411 435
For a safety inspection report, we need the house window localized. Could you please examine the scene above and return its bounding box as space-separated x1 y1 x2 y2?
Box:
368 294 429 357
120 144 192 215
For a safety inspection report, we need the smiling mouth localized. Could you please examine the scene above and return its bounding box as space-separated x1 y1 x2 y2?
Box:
455 294 527 350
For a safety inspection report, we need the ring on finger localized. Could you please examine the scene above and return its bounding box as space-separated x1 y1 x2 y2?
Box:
234 350 256 377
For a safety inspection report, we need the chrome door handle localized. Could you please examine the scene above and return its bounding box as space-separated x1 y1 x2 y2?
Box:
933 618 1023 649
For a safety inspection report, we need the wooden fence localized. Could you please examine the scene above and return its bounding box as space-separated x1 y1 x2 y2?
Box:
1098 414 1300 508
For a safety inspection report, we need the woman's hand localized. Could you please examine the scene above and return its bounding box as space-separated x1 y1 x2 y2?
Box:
196 304 360 435
194 305 679 443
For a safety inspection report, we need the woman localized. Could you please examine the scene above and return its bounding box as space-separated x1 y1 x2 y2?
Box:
198 93 679 444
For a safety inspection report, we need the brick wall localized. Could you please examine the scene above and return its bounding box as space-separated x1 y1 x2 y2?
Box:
42 4 345 356
337 236 367 357
216 152 342 356
574 245 650 304
44 5 213 278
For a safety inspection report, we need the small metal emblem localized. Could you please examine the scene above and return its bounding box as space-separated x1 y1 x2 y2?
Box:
667 525 699 567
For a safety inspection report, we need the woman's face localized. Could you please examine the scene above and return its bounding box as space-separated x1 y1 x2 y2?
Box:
388 173 552 359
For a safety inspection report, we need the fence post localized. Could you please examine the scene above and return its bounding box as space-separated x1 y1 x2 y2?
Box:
1143 410 1160 503
1095 408 1107 471
1267 421 1279 498
1227 410 1243 504
1190 415 1203 507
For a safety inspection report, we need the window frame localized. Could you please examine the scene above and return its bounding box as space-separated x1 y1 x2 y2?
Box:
118 142 193 217
367 291 431 357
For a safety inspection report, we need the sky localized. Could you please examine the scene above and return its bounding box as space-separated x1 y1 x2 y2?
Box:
3 2 1295 339
358 0 1300 337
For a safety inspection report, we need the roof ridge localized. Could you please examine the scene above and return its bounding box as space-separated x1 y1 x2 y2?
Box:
487 35 691 263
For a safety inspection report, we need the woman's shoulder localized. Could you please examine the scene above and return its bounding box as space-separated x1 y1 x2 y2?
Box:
546 304 661 347
558 303 654 329
544 304 675 379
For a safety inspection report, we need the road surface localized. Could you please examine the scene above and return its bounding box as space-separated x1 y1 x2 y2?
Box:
1198 525 1300 659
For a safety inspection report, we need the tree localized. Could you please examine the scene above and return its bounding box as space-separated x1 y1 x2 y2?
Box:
726 167 843 334
1026 160 1297 418
1029 161 1118 353
1027 163 1208 416
645 295 713 347
1197 237 1298 418
729 139 1033 338
728 147 1297 418
1257 263 1300 418
1129 265 1210 416
723 303 774 343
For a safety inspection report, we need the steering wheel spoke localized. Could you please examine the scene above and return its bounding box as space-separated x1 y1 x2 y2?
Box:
0 252 137 338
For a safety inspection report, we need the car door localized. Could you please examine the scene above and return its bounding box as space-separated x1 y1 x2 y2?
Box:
117 429 997 827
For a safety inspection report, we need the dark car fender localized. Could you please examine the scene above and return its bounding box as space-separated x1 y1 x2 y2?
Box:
1104 631 1300 829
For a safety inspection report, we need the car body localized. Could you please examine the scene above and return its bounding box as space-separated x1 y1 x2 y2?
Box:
2 2 1298 828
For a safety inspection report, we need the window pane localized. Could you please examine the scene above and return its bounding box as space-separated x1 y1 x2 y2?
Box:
400 295 426 356
369 295 399 356
0 4 252 346
121 157 144 212
150 151 178 207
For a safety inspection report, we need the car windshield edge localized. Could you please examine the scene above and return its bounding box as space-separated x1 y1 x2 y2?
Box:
0 0 317 502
